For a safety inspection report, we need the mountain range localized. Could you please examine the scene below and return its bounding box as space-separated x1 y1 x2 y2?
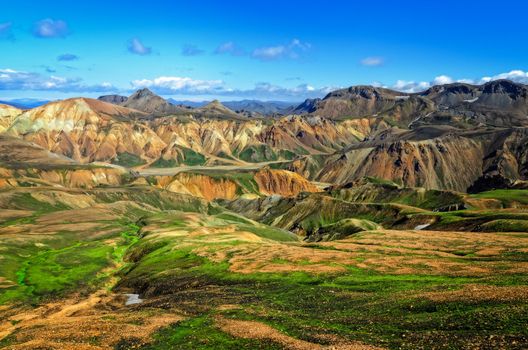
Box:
0 79 525 194
98 92 298 117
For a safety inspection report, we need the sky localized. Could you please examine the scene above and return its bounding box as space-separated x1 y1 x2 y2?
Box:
1 0 528 102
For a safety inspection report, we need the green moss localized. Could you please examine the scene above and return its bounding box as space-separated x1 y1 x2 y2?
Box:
471 189 528 206
150 157 178 168
238 145 277 163
479 219 528 232
9 192 69 212
112 152 146 168
141 315 282 349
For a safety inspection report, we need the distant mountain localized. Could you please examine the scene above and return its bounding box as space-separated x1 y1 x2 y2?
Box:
288 98 321 114
291 80 528 128
223 100 296 115
167 99 297 115
194 100 246 120
166 99 207 108
98 94 128 104
0 99 50 109
120 88 190 116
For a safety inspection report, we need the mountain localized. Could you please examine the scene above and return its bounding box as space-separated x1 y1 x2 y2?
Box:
222 100 296 115
6 98 161 163
0 104 23 132
120 88 190 116
289 126 528 192
5 79 528 191
412 80 528 128
167 99 296 115
98 94 128 104
193 99 247 120
166 98 207 108
3 81 528 350
4 96 368 167
295 80 528 128
289 98 321 114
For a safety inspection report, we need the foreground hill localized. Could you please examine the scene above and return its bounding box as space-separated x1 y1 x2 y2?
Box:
1 177 528 348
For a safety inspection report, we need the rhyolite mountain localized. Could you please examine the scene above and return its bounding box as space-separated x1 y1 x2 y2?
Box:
100 92 296 116
296 79 528 128
2 79 528 192
119 88 191 116
0 104 23 132
167 99 296 115
223 100 296 115
98 88 246 119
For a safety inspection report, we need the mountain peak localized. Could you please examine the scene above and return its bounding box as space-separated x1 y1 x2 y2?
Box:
205 99 224 108
129 88 157 99
481 79 526 95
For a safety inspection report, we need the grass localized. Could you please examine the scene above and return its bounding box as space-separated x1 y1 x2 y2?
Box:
470 189 528 206
238 144 277 163
112 152 146 168
0 219 142 305
2 186 528 348
107 207 528 349
140 315 282 350
151 147 206 167
122 237 527 349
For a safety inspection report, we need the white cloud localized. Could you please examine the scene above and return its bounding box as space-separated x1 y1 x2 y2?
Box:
127 38 152 55
361 57 384 67
33 19 69 38
252 46 286 60
389 70 528 93
130 75 333 99
0 68 116 92
252 39 311 61
392 80 430 93
131 76 224 93
479 70 528 85
432 75 454 85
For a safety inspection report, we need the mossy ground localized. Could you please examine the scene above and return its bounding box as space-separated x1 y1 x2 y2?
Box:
1 187 528 349
114 210 528 349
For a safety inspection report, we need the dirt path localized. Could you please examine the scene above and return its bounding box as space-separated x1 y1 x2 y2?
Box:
137 160 289 176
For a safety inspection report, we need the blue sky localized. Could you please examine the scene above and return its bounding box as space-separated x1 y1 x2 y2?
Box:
1 0 528 101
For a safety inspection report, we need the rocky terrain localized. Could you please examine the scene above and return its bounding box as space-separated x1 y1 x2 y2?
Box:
1 79 528 349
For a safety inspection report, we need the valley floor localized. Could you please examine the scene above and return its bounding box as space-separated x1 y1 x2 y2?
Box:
0 187 528 349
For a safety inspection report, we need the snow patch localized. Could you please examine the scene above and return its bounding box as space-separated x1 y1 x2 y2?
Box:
125 293 143 305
